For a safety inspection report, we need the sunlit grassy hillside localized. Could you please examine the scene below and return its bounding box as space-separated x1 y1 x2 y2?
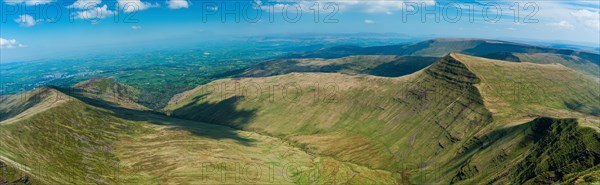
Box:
165 53 600 184
0 86 395 184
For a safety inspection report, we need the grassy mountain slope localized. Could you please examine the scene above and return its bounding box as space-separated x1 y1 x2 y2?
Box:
241 55 438 78
0 88 129 184
165 53 600 184
0 86 396 184
0 87 70 123
165 63 494 169
454 54 600 120
482 52 600 77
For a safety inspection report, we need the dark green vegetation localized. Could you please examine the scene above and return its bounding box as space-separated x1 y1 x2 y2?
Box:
1 48 272 109
454 117 600 184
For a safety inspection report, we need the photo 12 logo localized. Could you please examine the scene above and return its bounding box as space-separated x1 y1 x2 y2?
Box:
399 1 539 24
0 0 342 24
199 1 340 23
2 1 143 24
1 1 541 25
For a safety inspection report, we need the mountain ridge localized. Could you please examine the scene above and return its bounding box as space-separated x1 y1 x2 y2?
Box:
0 81 398 184
284 38 600 77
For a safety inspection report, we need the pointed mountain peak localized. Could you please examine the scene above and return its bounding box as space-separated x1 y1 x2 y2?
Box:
424 53 481 86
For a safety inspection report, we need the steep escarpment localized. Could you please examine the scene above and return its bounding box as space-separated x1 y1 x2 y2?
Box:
451 117 600 184
425 53 481 85
165 53 495 173
514 118 600 184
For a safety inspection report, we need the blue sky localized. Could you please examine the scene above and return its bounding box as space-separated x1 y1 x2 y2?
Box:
1 0 599 62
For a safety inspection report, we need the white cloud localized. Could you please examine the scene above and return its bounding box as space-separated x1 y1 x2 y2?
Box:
364 19 374 24
254 0 435 14
118 0 159 12
0 38 26 49
68 0 117 24
14 14 37 27
131 25 143 29
527 1 598 32
571 9 600 31
167 0 189 9
73 4 115 20
67 0 102 9
336 0 435 13
3 0 52 5
546 20 575 29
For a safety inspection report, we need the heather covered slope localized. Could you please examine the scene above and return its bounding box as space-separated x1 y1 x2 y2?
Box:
165 53 600 184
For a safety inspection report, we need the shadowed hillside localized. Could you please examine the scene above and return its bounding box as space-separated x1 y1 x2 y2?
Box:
240 55 438 77
71 78 148 110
